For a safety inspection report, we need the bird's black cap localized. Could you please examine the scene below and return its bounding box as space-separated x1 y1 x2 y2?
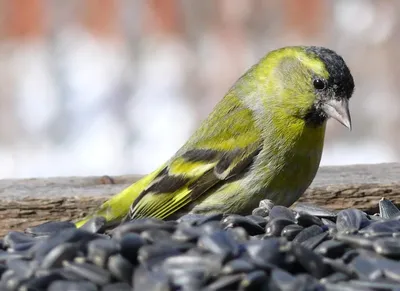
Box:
306 46 355 100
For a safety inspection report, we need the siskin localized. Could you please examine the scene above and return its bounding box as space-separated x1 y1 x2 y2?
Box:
76 46 354 227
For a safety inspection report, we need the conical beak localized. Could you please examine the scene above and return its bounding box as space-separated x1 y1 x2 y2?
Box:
322 99 352 130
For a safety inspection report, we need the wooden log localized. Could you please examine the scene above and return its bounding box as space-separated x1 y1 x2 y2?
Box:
0 163 400 236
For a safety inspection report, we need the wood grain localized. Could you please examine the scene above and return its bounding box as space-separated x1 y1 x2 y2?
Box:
1 163 400 236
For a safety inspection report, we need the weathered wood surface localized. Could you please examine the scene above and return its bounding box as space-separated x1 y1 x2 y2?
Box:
0 163 400 236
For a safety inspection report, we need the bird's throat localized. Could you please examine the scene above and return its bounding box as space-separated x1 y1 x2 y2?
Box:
304 107 327 127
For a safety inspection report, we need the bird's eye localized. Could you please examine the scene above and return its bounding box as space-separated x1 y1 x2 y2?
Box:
313 79 325 90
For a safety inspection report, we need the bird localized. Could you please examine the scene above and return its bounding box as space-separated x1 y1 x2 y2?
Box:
75 46 354 228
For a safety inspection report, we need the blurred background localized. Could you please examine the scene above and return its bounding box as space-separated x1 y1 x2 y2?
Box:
0 0 398 179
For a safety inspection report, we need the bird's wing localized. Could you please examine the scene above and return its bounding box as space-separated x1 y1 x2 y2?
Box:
129 96 263 219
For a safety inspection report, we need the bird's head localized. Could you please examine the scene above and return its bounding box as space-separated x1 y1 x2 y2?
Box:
244 46 355 129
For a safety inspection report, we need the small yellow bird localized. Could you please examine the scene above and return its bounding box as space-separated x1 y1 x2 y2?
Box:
76 46 354 228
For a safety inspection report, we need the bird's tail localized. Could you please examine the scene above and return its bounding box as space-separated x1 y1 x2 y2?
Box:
74 167 163 228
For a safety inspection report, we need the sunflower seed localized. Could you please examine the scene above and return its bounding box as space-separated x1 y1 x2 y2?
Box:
324 282 370 291
177 213 209 225
101 282 132 291
30 229 100 263
321 271 351 283
41 242 80 269
336 209 370 233
25 221 76 237
118 233 145 265
379 198 400 219
111 218 176 238
290 243 330 278
132 264 169 291
335 233 374 249
221 258 255 275
3 273 28 290
295 211 324 227
3 232 37 249
361 219 400 235
246 215 268 228
265 218 295 237
198 230 240 261
18 272 64 291
63 260 112 285
239 270 268 290
164 254 220 289
80 216 107 234
222 215 265 236
137 244 181 269
323 258 354 277
292 225 323 244
315 240 347 258
350 255 381 280
373 237 400 258
257 199 275 214
269 206 296 222
107 254 133 283
195 213 224 226
225 227 249 243
322 218 336 226
87 238 119 268
47 280 98 291
172 225 201 243
292 203 337 218
140 229 172 244
346 279 400 290
251 207 269 217
268 268 296 291
204 274 243 291
6 259 34 279
281 224 304 241
292 274 323 290
245 238 285 269
300 230 329 249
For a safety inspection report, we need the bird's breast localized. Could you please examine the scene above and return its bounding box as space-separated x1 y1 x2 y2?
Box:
246 118 326 206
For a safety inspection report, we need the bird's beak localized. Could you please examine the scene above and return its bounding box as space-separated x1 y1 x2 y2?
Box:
322 99 352 130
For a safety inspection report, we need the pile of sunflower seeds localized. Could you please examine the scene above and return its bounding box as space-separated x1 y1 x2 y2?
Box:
1 198 400 290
